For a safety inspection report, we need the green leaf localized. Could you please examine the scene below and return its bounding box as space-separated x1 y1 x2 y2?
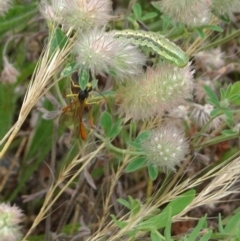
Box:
162 16 171 32
128 130 151 149
165 189 195 217
91 78 98 89
125 157 147 173
9 109 54 201
137 190 195 231
0 3 38 35
100 111 112 137
111 214 128 229
55 28 69 49
28 234 45 241
210 108 222 117
224 212 240 233
218 213 225 233
127 140 141 149
137 207 172 231
141 12 158 21
128 196 141 216
164 212 173 241
223 108 233 121
228 82 240 105
134 130 151 143
17 62 36 84
224 118 234 128
151 230 164 241
197 132 238 149
132 3 142 19
62 223 81 234
50 28 68 54
108 69 117 77
227 94 240 103
204 85 219 106
151 2 162 11
218 14 231 24
61 62 78 78
117 198 131 209
221 129 237 136
108 118 123 139
148 164 158 180
199 230 212 241
78 69 90 90
196 28 206 38
188 216 207 241
202 25 223 32
0 84 16 140
223 84 232 98
220 87 226 99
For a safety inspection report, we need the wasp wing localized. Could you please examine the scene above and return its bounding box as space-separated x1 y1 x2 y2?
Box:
59 98 87 139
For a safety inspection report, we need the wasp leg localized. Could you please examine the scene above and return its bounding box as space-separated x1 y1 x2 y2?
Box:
66 93 78 98
70 79 80 88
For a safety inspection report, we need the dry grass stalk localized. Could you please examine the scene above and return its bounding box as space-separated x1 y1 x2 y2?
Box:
0 137 27 191
97 155 134 233
173 154 240 221
0 27 74 159
86 153 240 241
22 143 105 240
186 17 220 56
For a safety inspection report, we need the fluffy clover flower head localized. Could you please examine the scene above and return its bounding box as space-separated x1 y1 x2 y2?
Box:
1 57 19 84
0 203 24 241
40 0 112 31
141 125 189 172
190 104 222 131
116 63 194 121
195 48 225 71
211 0 240 20
160 0 212 27
73 28 146 79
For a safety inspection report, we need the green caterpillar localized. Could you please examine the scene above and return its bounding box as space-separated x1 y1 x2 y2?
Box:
112 30 189 68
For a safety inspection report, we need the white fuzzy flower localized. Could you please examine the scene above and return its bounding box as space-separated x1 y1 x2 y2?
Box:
195 49 225 71
0 203 24 241
116 63 194 121
159 0 212 27
211 0 240 20
40 0 112 31
73 28 146 79
1 57 19 84
141 125 189 172
167 105 189 120
189 104 222 131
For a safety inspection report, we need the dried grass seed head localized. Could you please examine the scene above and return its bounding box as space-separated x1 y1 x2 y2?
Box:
141 125 189 172
40 0 112 31
73 28 146 79
116 63 194 121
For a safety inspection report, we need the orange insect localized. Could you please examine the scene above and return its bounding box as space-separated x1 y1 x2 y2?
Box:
60 83 93 140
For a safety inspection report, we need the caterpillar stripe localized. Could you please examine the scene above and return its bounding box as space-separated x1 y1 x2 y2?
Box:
112 30 189 67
